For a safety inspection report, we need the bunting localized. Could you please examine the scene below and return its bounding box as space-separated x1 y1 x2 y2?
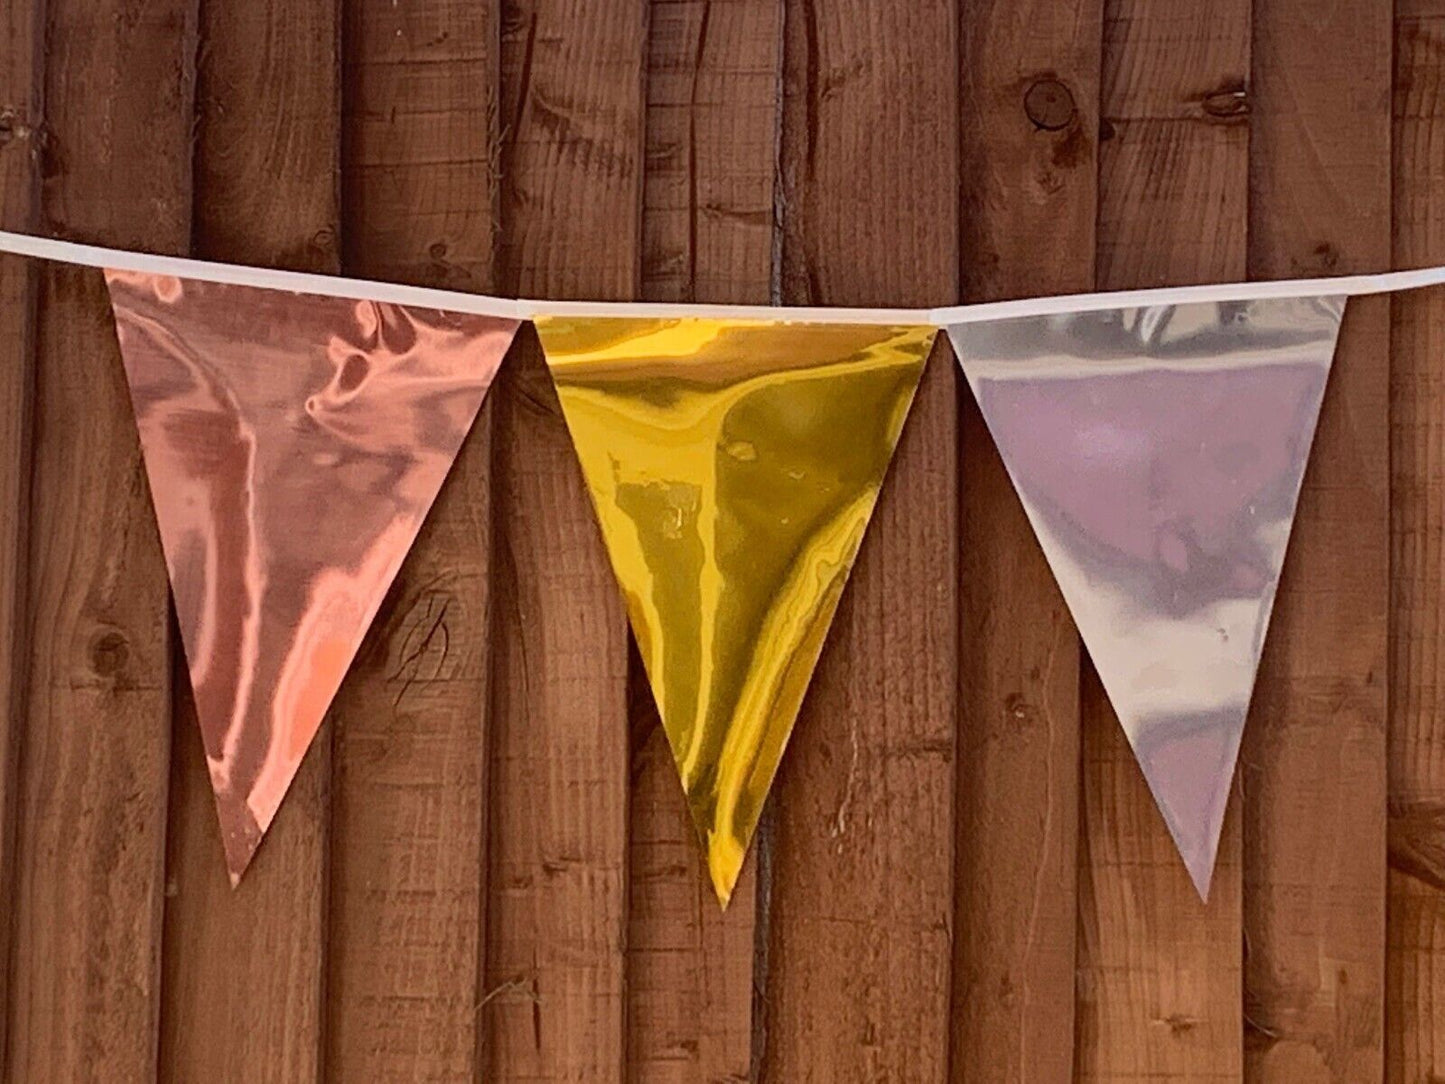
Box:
107 270 518 880
0 228 1429 900
947 297 1344 896
536 317 935 904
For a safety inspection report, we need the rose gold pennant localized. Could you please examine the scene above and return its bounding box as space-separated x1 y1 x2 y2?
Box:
106 270 518 882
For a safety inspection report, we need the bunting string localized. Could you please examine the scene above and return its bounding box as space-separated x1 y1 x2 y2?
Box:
5 227 1445 324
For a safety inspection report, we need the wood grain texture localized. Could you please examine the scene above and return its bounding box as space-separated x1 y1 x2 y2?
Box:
627 669 758 1084
952 0 1098 1078
641 0 781 308
761 1 958 1080
628 1 780 1081
1390 6 1445 1078
484 1 645 1079
1078 1 1249 1079
341 0 498 290
0 0 39 1073
154 3 338 1082
325 3 499 1080
1243 1 1391 1080
3 1 197 1079
0 0 1436 1075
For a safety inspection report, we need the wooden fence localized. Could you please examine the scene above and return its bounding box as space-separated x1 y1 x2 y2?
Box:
0 0 1439 1079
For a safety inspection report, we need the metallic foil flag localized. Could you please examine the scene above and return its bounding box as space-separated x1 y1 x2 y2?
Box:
537 318 935 905
106 271 519 882
948 298 1344 898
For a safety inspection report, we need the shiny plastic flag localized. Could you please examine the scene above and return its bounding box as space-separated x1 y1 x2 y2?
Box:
107 271 519 882
948 297 1344 898
537 317 935 905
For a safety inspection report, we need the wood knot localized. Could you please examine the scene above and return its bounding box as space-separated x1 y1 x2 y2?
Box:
90 630 130 676
0 107 40 150
1158 1012 1199 1036
309 225 336 256
1024 79 1076 131
1202 84 1250 120
1313 241 1341 271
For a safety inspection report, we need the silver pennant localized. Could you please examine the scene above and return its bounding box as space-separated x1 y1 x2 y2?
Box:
948 297 1345 897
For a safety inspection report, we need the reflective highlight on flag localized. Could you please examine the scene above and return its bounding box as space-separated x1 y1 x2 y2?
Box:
538 317 934 905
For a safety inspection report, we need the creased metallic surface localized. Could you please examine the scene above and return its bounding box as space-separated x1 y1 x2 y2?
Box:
106 270 518 882
538 317 934 905
948 298 1344 897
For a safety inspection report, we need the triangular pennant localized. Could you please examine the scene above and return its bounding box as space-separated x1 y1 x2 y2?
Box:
536 317 935 905
106 270 519 882
948 297 1344 898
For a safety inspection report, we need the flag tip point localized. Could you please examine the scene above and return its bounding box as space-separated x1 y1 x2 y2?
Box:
706 852 741 910
1182 845 1219 904
218 817 263 887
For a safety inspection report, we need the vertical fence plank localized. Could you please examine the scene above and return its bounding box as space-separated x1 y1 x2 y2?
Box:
155 2 338 1081
951 0 1099 1078
1078 2 1249 1079
1243 2 1391 1080
641 0 780 308
486 1 645 1079
342 0 499 290
628 1 780 1080
325 2 500 1079
760 2 959 1080
1390 6 1445 1077
0 0 39 1072
4 0 197 1078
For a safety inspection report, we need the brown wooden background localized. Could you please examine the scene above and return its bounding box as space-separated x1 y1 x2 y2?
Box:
0 0 1439 1079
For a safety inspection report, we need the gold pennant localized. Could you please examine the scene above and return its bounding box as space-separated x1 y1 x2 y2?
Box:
537 317 935 905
